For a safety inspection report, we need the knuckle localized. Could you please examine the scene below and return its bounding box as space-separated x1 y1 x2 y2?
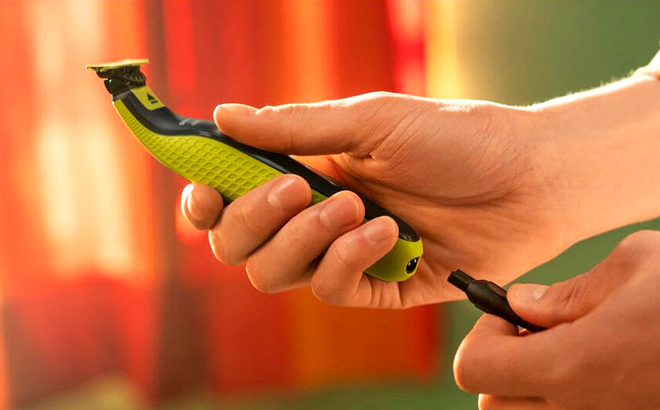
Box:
611 230 660 269
617 230 660 252
256 103 308 151
357 91 402 115
446 101 503 142
285 211 316 244
339 92 411 152
361 91 397 102
355 91 402 118
260 102 309 119
542 278 586 317
469 104 500 140
280 102 309 114
254 104 278 116
329 240 357 271
231 201 262 238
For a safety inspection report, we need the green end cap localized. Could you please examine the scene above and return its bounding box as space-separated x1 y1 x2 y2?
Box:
365 237 423 282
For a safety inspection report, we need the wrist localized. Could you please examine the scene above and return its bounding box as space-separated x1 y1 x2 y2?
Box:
528 76 660 243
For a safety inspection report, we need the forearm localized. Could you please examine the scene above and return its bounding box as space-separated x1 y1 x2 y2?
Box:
531 73 660 243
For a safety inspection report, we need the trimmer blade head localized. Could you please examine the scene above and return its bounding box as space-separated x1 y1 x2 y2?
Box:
86 58 149 95
86 58 149 72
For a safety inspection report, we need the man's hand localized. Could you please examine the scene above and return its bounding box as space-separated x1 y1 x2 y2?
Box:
182 76 660 308
182 92 570 307
454 230 660 410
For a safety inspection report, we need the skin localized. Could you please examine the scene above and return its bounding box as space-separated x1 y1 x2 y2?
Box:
184 95 571 308
183 76 660 308
456 230 660 409
182 63 660 406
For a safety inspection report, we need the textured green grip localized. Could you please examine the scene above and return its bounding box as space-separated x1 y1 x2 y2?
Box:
116 99 326 204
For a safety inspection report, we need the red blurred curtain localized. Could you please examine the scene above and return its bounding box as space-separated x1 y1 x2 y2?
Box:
0 1 156 406
0 0 440 407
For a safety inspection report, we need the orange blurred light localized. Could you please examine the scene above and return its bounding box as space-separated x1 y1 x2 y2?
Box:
25 0 153 283
425 0 463 98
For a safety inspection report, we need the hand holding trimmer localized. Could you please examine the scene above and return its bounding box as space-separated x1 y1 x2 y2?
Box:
87 59 423 282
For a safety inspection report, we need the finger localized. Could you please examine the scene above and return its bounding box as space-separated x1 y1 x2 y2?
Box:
309 216 399 307
478 394 558 410
181 183 224 230
508 230 657 327
245 191 364 293
454 314 569 397
213 93 409 156
208 175 310 265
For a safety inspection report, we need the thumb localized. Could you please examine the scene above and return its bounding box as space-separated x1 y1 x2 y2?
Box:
213 93 407 156
507 262 632 328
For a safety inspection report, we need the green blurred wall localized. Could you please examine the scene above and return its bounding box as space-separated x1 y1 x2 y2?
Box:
216 1 660 409
449 2 660 407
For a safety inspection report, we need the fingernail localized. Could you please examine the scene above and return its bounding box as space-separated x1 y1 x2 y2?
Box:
214 103 257 117
510 284 549 304
362 217 396 244
319 193 360 229
268 177 307 212
181 183 194 212
186 189 204 223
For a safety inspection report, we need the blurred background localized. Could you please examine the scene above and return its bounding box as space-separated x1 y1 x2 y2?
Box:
1 0 659 409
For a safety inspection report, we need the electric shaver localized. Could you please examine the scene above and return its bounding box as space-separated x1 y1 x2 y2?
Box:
87 59 423 282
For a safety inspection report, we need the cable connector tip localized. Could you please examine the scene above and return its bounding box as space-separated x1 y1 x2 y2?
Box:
448 269 473 292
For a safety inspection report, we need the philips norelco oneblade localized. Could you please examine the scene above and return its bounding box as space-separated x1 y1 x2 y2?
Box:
87 59 423 282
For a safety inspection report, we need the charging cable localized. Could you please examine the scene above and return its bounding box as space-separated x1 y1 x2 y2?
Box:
448 270 546 333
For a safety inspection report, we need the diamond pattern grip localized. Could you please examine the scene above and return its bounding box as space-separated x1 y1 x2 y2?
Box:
115 100 326 204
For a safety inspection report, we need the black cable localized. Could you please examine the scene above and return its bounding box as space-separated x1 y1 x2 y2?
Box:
448 270 546 333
